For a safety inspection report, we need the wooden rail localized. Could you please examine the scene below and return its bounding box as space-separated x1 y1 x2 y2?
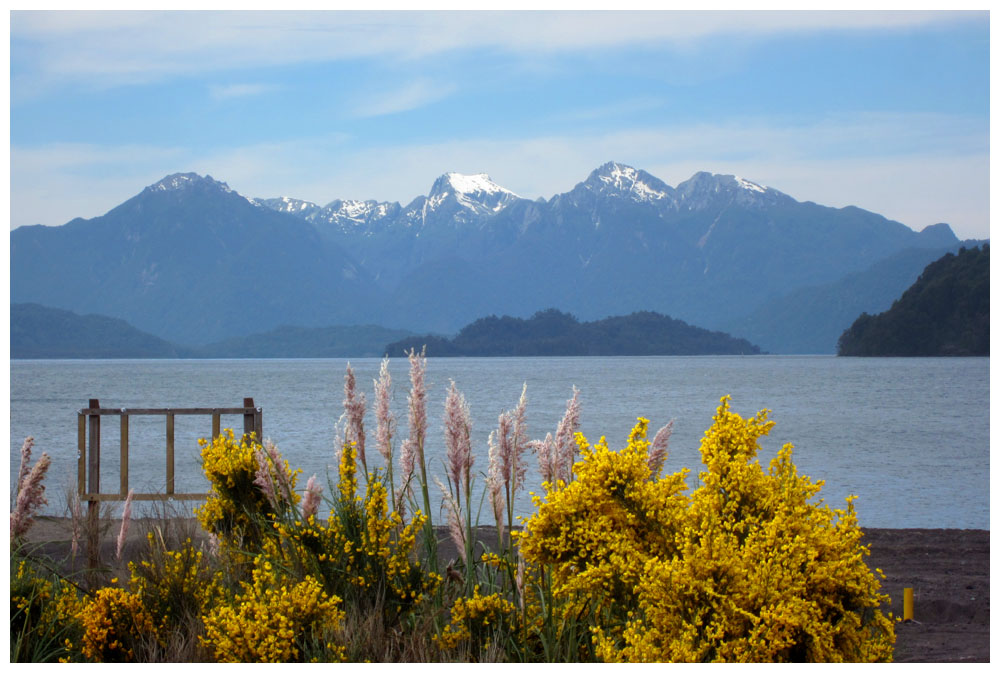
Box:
77 398 262 567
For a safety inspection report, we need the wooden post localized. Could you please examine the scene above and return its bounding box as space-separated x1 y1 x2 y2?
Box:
166 413 175 495
212 412 221 440
243 397 256 442
120 413 129 496
77 413 86 498
87 399 101 569
903 587 914 621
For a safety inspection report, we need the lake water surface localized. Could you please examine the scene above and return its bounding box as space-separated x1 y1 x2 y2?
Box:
9 356 990 529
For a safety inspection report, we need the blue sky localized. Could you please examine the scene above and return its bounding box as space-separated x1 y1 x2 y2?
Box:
9 10 991 239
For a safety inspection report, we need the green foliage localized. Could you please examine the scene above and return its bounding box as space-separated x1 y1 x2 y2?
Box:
837 245 989 356
10 548 85 662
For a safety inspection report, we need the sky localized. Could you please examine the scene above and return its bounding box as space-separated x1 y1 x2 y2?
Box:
8 9 992 240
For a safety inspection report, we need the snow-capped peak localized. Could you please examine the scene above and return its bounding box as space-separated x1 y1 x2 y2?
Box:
675 171 790 212
149 173 233 194
146 172 264 207
586 161 672 202
426 172 520 216
329 199 376 219
431 172 518 198
258 195 320 214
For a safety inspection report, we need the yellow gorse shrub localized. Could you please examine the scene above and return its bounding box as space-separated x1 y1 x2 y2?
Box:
517 416 689 648
520 396 895 663
11 559 86 662
263 443 436 621
78 587 155 662
436 585 518 656
201 555 346 663
196 429 300 553
128 534 224 635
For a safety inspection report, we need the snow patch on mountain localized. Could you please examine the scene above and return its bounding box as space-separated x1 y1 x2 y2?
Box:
150 173 234 194
735 176 766 194
444 172 516 198
423 172 521 219
259 196 320 214
587 162 672 203
675 171 789 211
150 173 200 191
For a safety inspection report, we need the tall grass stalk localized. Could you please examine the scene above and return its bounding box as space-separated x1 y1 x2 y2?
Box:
405 347 437 570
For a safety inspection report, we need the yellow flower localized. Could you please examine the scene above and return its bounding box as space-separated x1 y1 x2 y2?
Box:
521 397 895 663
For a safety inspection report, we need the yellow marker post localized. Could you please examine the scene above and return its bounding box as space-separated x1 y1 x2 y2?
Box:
903 587 914 621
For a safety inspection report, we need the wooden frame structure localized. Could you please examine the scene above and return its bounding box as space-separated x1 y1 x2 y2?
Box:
77 397 262 566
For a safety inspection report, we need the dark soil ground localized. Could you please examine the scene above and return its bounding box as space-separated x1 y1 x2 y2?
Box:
863 528 990 663
21 517 989 663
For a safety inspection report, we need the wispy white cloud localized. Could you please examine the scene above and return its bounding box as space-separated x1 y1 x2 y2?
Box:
350 78 457 118
10 112 989 240
11 10 980 93
208 82 280 100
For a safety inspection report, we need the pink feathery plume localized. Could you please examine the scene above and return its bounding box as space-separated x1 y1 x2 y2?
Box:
648 420 675 476
116 488 134 562
268 439 296 504
16 437 34 494
11 447 51 540
486 430 506 540
343 363 367 474
374 357 395 464
254 439 294 508
406 347 428 465
301 475 323 520
510 383 529 494
434 476 466 562
443 379 473 505
495 410 514 487
554 386 581 484
253 446 278 508
530 432 558 486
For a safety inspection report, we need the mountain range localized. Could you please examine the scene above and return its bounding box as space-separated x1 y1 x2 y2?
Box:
11 162 976 352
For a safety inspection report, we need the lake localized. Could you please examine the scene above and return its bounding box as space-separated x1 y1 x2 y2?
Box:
8 356 990 529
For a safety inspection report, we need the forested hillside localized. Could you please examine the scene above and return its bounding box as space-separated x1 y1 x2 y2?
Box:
386 309 762 356
837 246 989 356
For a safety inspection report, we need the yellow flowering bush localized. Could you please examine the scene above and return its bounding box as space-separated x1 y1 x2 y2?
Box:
201 555 346 662
10 558 85 662
436 586 518 658
196 429 300 554
268 445 435 618
517 417 689 658
520 397 895 662
129 534 224 636
78 587 156 662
